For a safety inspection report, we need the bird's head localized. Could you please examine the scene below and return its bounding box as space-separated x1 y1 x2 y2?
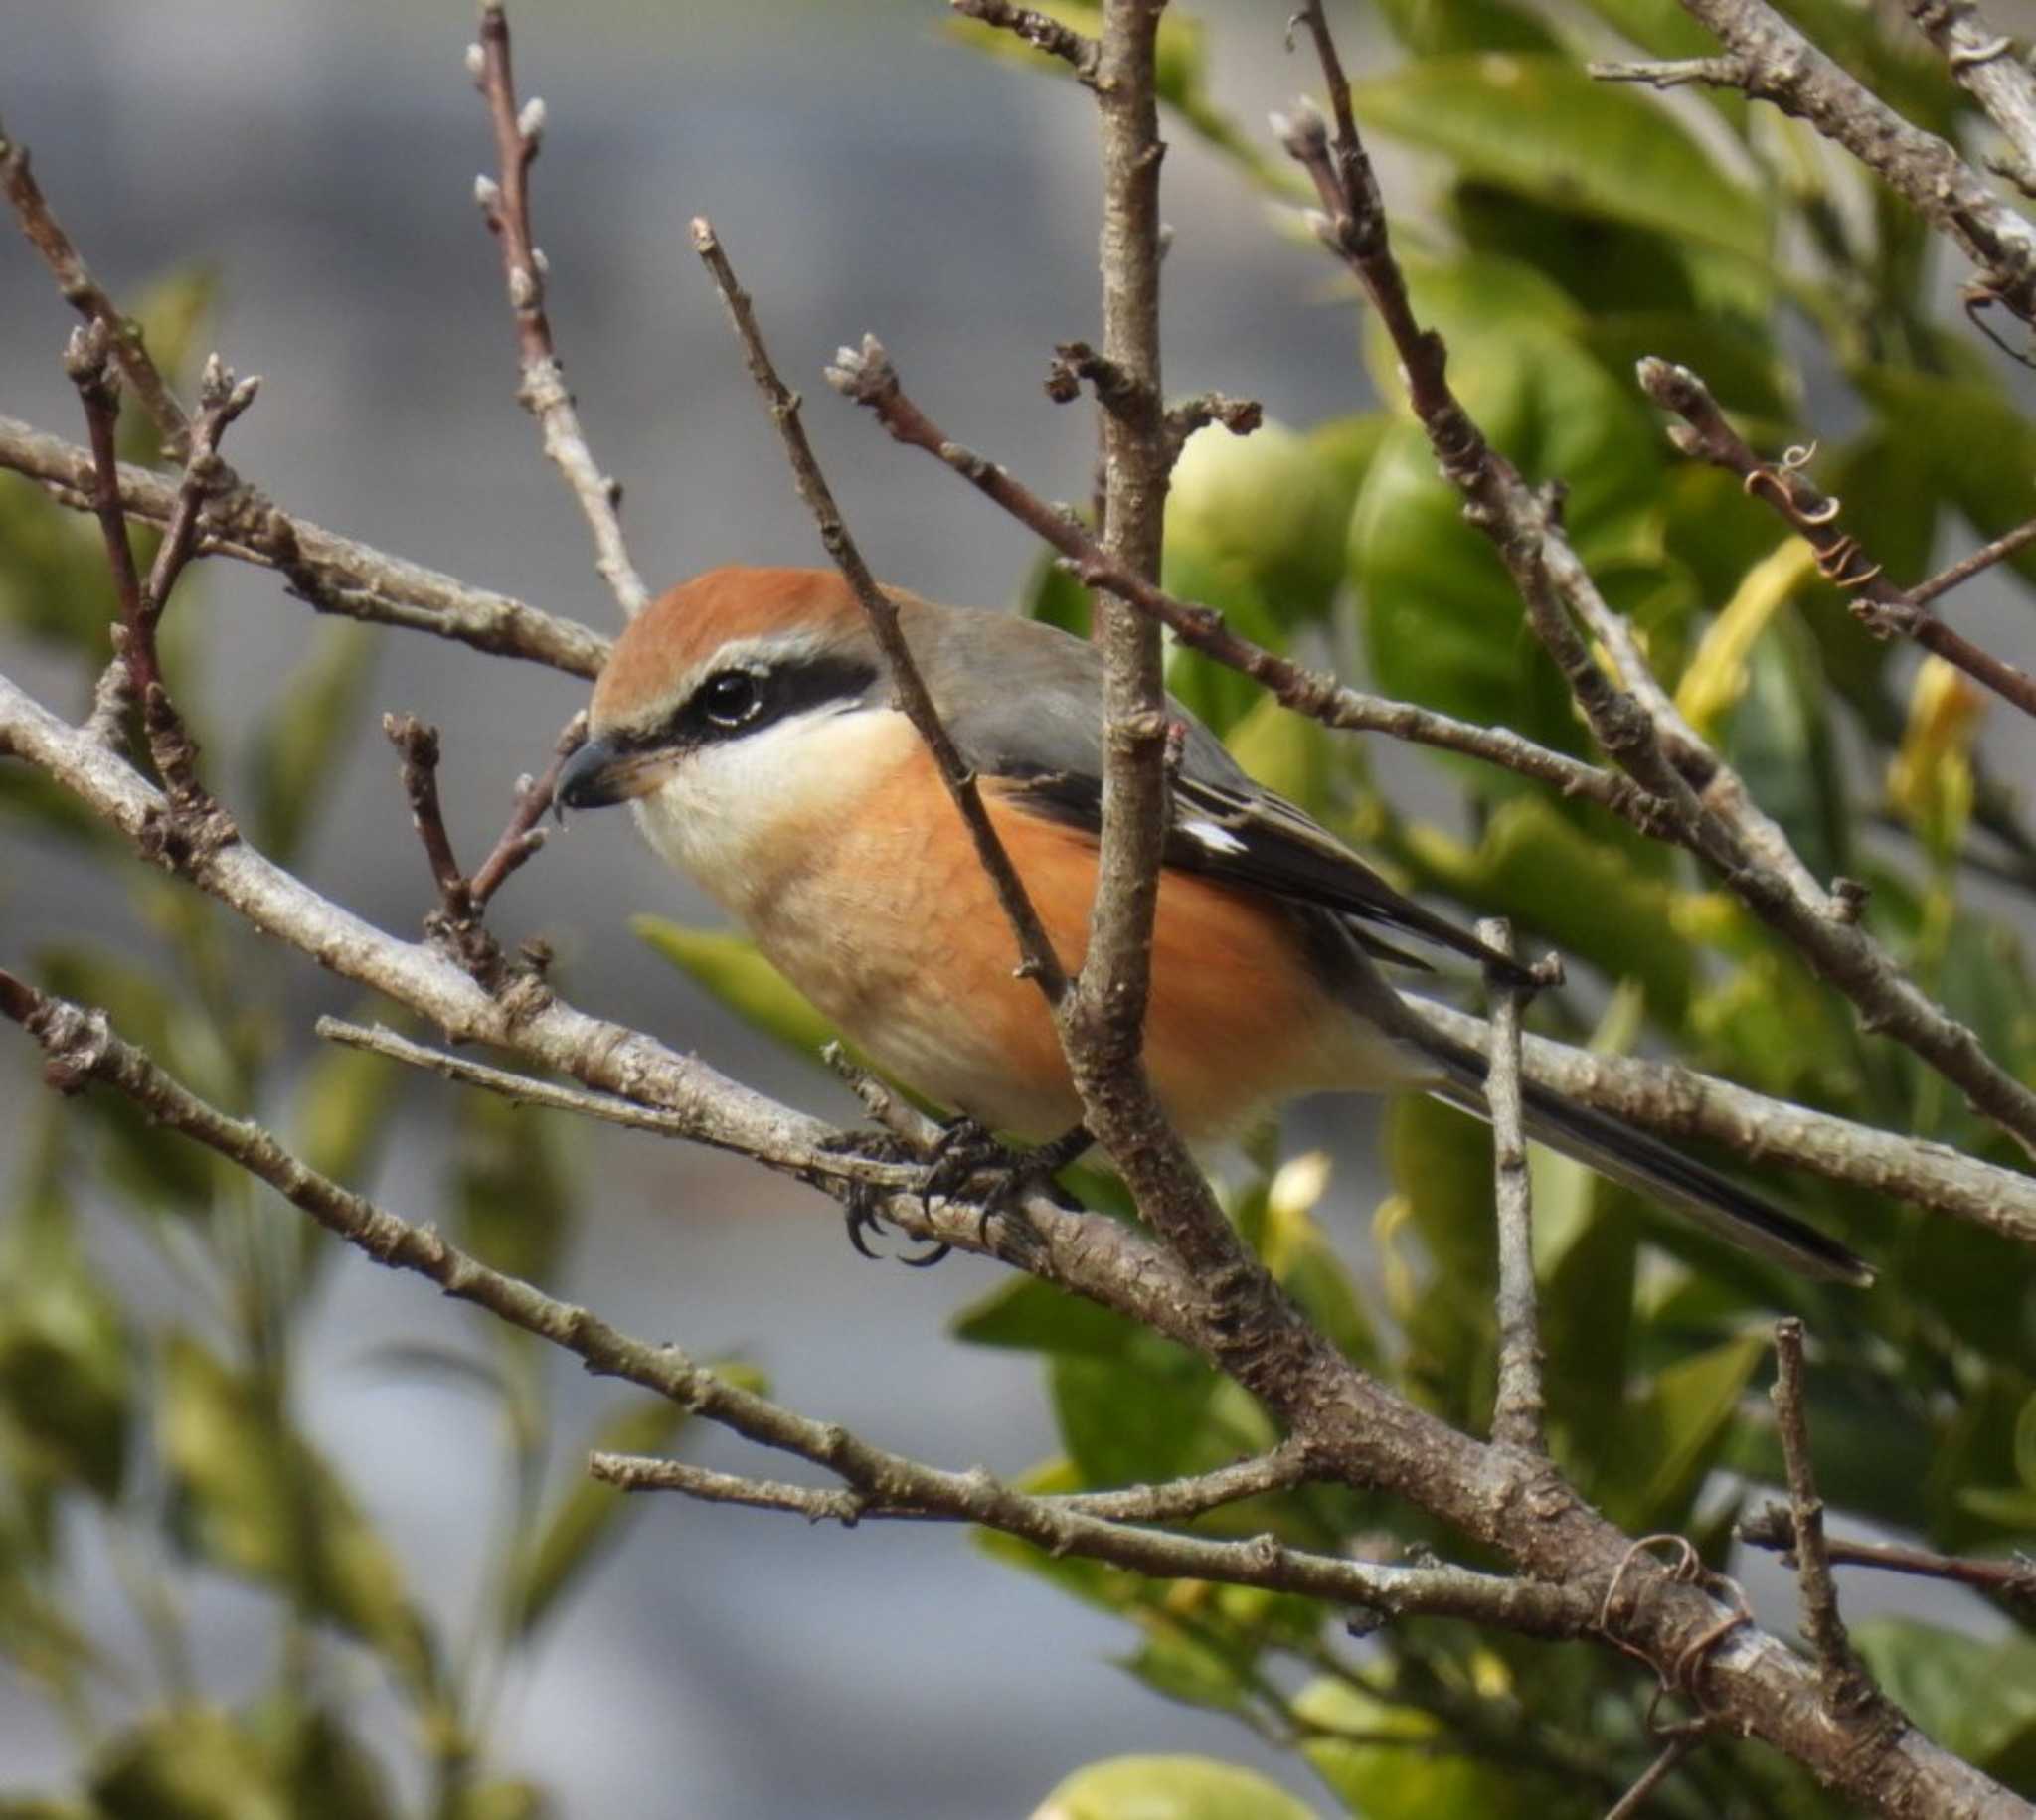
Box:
556 566 901 901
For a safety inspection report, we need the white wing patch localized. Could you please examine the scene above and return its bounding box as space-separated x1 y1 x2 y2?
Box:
1182 818 1247 856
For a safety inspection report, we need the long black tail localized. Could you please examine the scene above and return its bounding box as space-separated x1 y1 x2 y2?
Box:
1418 1032 1873 1286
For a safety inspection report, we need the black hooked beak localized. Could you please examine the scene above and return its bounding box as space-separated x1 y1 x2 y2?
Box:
556 735 657 811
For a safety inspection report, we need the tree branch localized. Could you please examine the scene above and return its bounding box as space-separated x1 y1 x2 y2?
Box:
1415 997 2036 1247
1770 1320 1890 1725
1738 1506 2036 1614
948 0 1101 83
0 413 608 677
1903 0 2036 195
1641 358 2036 722
467 2 647 618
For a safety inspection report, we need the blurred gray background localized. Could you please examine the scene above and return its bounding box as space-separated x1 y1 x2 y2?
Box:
0 3 1386 1813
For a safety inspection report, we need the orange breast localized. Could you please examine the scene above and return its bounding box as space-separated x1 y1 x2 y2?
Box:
742 740 1397 1140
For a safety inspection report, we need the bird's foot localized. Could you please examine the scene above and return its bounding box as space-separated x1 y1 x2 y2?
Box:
820 1128 954 1266
824 1121 1090 1265
922 1119 1090 1246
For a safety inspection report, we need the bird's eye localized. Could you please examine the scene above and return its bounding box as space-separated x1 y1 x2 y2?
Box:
700 669 764 729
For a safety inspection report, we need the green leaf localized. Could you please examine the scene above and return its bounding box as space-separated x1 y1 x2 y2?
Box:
0 472 121 654
243 1700 395 1820
1351 423 1575 755
1597 1332 1765 1531
1160 550 1290 737
1293 1677 1530 1819
1719 610 1848 887
1402 795 1699 1018
633 918 839 1062
442 1786 549 1820
1032 1754 1318 1820
1051 1340 1226 1488
952 1275 1147 1360
1223 692 1343 817
1372 0 1560 55
1539 1209 1637 1471
1857 367 2036 590
1352 56 1768 262
245 624 375 867
0 1293 131 1503
1383 1096 1496 1428
91 1706 289 1820
1118 1628 1255 1719
159 1336 436 1692
1852 1620 2036 1771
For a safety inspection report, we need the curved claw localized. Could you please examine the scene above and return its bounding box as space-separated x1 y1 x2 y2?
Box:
900 1239 953 1268
842 1187 888 1261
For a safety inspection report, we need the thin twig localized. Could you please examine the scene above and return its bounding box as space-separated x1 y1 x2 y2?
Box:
1770 1320 1885 1720
1641 359 2036 722
1602 1728 1707 1820
1589 54 1755 90
689 218 1068 1001
63 325 149 701
949 0 1101 83
1739 1506 2036 1614
383 715 478 924
0 412 609 677
589 1436 1315 1527
468 2 647 617
1910 512 2036 606
314 1017 925 1196
1480 919 1547 1455
468 710 587 907
63 327 251 817
0 116 191 456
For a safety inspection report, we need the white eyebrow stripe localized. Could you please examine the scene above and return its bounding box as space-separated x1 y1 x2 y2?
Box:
1182 818 1247 856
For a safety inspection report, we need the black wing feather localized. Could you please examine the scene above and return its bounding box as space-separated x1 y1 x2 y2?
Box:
993 765 1536 988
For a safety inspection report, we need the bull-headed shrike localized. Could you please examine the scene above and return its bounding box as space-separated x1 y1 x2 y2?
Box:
558 565 1870 1286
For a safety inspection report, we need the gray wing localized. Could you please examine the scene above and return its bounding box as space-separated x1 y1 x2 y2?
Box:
902 602 1531 984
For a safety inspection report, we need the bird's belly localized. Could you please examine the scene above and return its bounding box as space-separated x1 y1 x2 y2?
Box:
744 802 1418 1142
